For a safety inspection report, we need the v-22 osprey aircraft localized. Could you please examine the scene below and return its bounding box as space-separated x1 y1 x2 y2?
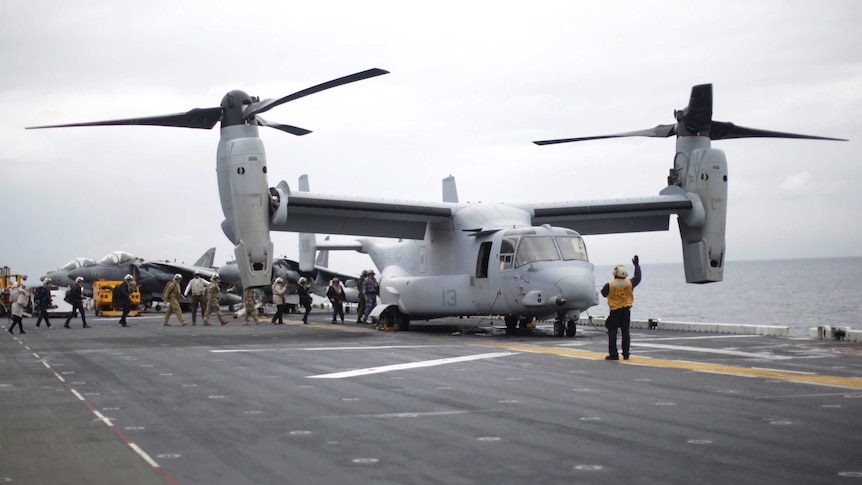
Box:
27 71 845 336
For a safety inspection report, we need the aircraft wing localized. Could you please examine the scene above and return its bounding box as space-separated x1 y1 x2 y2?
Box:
143 261 219 279
516 188 695 235
275 192 454 239
276 185 694 238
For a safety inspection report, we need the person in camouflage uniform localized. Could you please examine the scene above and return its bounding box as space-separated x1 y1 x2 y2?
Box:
203 274 229 325
163 274 187 326
242 287 263 326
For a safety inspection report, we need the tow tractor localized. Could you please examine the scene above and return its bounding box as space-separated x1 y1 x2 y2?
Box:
93 280 141 317
0 266 30 318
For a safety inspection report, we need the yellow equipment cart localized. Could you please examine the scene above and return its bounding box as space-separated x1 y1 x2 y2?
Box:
93 280 141 317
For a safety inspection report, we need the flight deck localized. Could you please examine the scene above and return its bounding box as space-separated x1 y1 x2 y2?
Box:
2 314 861 484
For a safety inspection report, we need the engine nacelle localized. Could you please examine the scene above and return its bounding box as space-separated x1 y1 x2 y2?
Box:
674 145 728 283
224 135 272 288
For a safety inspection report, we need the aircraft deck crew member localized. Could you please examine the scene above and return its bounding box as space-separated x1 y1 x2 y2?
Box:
34 278 53 329
163 274 187 326
271 277 287 324
183 271 209 325
296 277 312 324
64 277 90 329
326 278 345 324
601 255 641 360
242 287 263 325
360 270 378 324
8 282 28 334
115 274 136 327
356 270 368 323
203 274 229 325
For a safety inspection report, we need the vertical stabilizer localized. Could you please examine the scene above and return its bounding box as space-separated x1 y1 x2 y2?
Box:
194 248 216 268
442 175 459 203
297 174 316 272
315 236 330 268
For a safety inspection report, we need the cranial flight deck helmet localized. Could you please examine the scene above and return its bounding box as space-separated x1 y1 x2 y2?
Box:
613 265 628 278
174 274 183 280
124 274 133 281
75 276 84 283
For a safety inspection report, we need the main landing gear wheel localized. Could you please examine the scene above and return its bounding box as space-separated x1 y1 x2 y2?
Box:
565 319 577 337
504 315 518 335
379 307 410 331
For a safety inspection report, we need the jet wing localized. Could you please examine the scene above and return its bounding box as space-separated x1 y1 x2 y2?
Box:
277 192 454 239
143 261 219 279
516 188 695 235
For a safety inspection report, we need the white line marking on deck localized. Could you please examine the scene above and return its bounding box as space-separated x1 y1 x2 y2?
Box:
632 342 793 360
128 443 161 468
211 345 444 353
307 352 516 379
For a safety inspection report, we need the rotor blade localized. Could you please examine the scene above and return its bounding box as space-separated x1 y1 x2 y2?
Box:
710 121 848 141
533 124 676 145
256 117 312 136
680 84 713 134
242 68 389 120
26 107 223 130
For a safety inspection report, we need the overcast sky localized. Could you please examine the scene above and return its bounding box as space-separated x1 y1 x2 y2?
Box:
2 0 860 283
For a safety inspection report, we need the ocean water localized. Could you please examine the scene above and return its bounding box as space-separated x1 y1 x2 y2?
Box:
588 257 862 337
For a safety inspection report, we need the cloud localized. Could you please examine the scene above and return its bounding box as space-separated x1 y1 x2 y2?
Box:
779 171 813 194
2 0 860 283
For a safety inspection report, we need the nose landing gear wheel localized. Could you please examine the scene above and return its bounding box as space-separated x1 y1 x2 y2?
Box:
565 319 577 337
553 320 565 337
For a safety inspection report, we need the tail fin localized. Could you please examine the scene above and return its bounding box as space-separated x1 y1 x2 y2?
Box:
194 248 216 268
442 175 459 203
315 236 330 268
297 174 316 272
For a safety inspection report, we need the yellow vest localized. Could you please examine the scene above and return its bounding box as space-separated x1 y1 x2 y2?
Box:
607 278 633 310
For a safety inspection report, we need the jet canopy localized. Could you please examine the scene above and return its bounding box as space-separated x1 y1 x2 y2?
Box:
60 257 96 271
500 226 588 270
97 251 138 266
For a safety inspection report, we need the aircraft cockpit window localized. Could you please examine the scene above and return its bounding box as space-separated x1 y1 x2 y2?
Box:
499 237 517 271
98 254 119 265
97 251 136 266
556 236 588 261
114 251 136 264
515 236 560 267
61 257 96 271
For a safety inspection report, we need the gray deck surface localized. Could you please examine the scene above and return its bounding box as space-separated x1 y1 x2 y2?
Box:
2 312 861 484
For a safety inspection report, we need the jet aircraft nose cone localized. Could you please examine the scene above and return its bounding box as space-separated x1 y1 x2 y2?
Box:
556 275 597 310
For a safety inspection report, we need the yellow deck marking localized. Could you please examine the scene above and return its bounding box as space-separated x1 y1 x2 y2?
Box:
473 341 862 390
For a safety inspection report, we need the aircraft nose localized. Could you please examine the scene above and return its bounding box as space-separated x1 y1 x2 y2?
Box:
556 274 597 310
